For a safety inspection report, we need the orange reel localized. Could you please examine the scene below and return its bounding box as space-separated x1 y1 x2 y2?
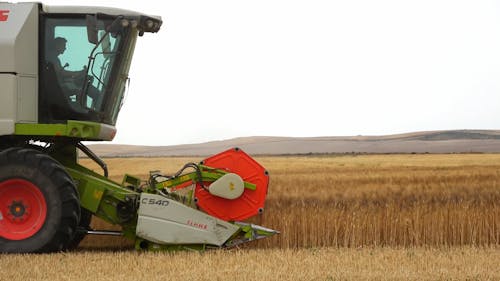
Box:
195 148 269 221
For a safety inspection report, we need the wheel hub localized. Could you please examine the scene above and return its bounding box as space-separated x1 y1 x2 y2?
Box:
8 200 29 220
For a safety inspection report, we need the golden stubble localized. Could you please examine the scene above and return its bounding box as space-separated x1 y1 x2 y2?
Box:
1 247 499 281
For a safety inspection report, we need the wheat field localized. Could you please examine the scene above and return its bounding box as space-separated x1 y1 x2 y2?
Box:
80 153 500 249
2 153 500 280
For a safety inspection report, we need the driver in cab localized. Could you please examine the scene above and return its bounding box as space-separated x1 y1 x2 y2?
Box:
47 37 87 99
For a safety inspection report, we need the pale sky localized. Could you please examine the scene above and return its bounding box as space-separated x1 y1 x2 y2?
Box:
38 1 500 145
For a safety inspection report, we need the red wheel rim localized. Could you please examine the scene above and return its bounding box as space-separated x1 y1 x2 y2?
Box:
0 179 47 240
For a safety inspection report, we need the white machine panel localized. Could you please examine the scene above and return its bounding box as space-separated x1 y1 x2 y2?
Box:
0 2 38 76
0 75 17 134
136 194 240 246
0 2 38 131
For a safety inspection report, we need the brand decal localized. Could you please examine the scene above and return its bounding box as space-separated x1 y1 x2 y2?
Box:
0 10 9 22
187 220 208 230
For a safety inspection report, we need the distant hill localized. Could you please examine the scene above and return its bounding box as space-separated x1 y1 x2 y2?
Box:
87 130 500 157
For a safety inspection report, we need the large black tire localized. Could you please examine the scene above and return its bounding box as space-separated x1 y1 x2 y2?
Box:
0 148 80 253
67 207 92 250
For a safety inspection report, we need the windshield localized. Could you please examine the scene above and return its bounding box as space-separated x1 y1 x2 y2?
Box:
40 16 136 125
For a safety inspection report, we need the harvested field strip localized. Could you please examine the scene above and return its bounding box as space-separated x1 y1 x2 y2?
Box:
1 247 499 281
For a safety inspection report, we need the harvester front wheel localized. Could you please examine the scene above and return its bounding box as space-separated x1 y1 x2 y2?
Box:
0 148 80 253
67 208 92 249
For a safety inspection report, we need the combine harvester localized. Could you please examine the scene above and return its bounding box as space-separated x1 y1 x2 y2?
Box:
0 2 277 253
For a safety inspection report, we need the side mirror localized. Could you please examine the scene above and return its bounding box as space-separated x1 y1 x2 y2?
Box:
86 15 98 44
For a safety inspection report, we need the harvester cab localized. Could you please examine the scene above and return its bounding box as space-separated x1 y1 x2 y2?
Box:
0 2 277 253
